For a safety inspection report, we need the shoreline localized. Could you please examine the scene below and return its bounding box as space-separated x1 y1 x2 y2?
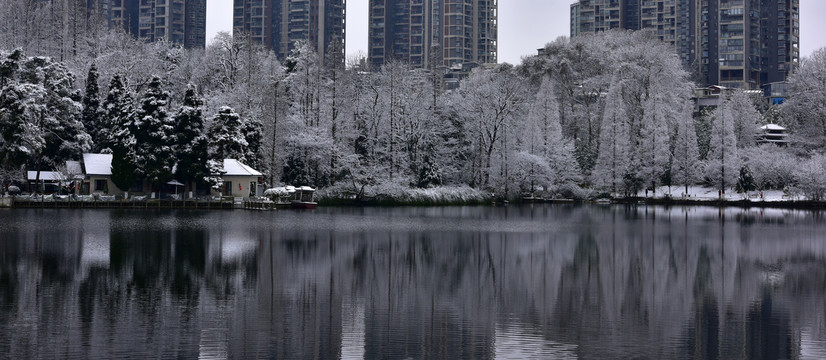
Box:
603 196 826 210
4 194 826 211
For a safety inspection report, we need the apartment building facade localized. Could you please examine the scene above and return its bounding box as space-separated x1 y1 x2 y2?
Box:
368 0 497 70
106 0 206 48
570 0 799 89
232 0 346 63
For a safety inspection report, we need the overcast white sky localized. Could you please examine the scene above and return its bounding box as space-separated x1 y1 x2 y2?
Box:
207 0 826 64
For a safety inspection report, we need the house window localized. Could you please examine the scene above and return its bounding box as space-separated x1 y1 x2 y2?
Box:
223 181 232 196
94 179 106 192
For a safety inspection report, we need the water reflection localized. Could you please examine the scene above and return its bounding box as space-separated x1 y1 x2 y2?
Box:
1 206 826 359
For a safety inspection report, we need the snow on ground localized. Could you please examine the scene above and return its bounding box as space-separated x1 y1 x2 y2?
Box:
634 186 798 202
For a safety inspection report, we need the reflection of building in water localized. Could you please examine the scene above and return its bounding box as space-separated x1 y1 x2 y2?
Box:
7 207 826 358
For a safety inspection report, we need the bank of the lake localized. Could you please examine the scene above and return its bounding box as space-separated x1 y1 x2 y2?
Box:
3 185 823 210
315 184 826 210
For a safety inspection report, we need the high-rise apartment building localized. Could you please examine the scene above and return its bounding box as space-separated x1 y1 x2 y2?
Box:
107 1 139 37
232 0 346 63
106 0 206 48
570 0 799 89
33 0 205 48
368 0 498 70
760 0 799 84
570 2 580 38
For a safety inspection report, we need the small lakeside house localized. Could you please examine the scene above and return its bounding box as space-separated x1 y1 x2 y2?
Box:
25 160 85 194
26 171 67 193
220 159 264 198
83 153 118 195
76 154 263 198
24 154 264 198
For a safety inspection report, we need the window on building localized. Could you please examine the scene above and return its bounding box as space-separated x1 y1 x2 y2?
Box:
94 180 106 192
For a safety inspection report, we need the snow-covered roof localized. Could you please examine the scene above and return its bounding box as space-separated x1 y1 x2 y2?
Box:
223 159 262 177
83 153 113 176
27 171 66 181
760 124 786 131
66 160 82 175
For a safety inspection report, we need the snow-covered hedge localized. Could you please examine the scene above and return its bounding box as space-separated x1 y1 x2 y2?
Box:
316 184 491 205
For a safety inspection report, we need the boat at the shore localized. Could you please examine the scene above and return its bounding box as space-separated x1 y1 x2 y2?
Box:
291 186 317 209
263 185 318 209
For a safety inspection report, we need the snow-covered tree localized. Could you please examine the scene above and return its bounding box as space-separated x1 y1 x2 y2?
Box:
728 90 760 148
784 48 826 148
519 76 580 194
671 103 701 194
24 56 91 165
0 83 49 172
135 75 175 187
241 115 263 169
744 144 797 191
101 73 136 150
103 74 137 194
0 52 90 191
632 93 671 194
794 154 826 201
174 85 210 187
704 97 740 196
592 80 631 196
453 64 528 193
82 63 103 151
208 106 248 162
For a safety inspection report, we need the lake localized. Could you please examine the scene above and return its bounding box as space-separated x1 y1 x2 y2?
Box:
1 205 826 359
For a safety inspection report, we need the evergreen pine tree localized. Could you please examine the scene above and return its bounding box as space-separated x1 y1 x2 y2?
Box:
1 53 91 178
82 64 102 151
174 85 210 187
135 76 175 187
241 116 262 168
104 74 138 194
417 153 442 188
110 150 135 194
208 106 248 162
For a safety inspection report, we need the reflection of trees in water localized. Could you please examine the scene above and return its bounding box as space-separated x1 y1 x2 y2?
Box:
254 230 500 359
254 206 826 359
3 206 826 358
0 210 259 358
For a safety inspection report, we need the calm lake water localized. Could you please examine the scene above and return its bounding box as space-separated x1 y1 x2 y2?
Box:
2 205 826 359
